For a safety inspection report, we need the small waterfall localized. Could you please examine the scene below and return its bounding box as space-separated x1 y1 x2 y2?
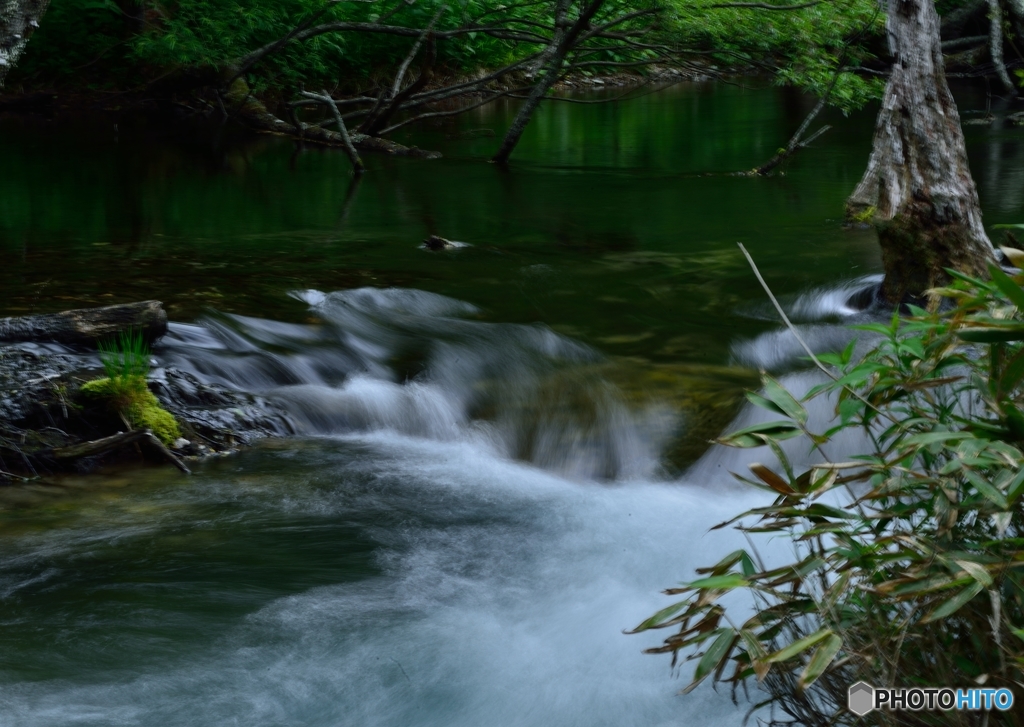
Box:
158 287 675 481
0 279 896 727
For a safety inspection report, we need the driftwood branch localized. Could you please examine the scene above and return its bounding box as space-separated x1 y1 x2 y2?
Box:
0 300 167 346
52 429 191 474
301 90 366 172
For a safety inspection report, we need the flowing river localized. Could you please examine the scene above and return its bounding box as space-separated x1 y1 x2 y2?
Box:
1 80 1023 726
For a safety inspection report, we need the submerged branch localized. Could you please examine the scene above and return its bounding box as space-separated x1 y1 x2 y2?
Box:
301 90 365 173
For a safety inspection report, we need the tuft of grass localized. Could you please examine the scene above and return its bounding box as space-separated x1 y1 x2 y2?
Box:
98 328 149 381
82 329 181 445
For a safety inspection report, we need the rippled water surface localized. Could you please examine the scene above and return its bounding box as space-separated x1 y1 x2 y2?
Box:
2 81 1023 726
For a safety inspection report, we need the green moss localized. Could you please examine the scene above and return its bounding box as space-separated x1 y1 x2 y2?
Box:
132 390 182 445
851 205 876 224
80 376 181 445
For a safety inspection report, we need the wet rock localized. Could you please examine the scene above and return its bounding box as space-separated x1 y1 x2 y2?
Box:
423 235 470 251
0 339 295 482
147 368 296 450
424 235 456 251
0 300 167 346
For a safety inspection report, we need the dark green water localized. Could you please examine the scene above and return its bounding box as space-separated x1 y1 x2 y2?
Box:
0 81 893 364
2 81 1023 727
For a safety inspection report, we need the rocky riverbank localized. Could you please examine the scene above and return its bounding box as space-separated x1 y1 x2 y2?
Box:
0 302 293 484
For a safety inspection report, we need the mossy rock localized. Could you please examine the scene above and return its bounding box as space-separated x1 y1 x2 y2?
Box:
80 376 181 445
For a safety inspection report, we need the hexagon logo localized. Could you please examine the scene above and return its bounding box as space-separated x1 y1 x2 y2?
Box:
848 681 875 716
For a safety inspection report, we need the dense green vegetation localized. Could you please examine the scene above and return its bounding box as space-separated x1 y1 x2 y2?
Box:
10 0 886 113
635 259 1024 724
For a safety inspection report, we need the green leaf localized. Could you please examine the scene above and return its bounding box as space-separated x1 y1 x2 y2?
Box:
718 421 803 448
903 431 973 446
840 337 858 365
954 559 994 587
922 582 985 623
798 634 843 690
687 574 750 590
762 375 808 425
632 600 690 631
683 628 736 693
739 629 770 680
965 470 1008 510
745 391 787 417
837 396 864 425
1006 467 1024 504
765 627 834 664
696 549 748 576
989 264 1024 311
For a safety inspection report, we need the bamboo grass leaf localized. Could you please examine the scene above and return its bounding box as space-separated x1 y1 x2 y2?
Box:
798 634 843 690
764 627 834 664
989 264 1024 311
762 375 808 425
682 628 736 694
922 582 985 623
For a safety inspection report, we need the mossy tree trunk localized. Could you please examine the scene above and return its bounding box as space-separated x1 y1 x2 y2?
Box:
847 0 996 305
0 0 50 87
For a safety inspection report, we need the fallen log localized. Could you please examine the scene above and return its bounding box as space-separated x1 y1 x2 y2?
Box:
52 429 191 474
0 300 167 346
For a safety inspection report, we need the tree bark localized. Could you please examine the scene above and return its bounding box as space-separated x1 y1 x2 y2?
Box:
1007 0 1024 61
986 0 1017 96
0 300 168 346
847 0 996 305
491 0 608 164
0 0 50 87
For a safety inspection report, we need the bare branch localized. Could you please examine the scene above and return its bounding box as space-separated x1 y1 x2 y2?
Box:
753 0 880 175
378 88 522 134
233 21 548 77
391 5 445 99
301 90 366 172
578 7 663 43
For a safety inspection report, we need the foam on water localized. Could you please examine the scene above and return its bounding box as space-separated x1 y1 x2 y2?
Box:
1 283 882 726
0 434 776 727
159 288 672 481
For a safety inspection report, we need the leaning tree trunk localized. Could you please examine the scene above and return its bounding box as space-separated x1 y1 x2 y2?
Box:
491 0 607 164
0 0 50 87
847 0 996 305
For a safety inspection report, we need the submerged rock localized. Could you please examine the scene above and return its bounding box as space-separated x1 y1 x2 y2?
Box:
423 235 470 251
